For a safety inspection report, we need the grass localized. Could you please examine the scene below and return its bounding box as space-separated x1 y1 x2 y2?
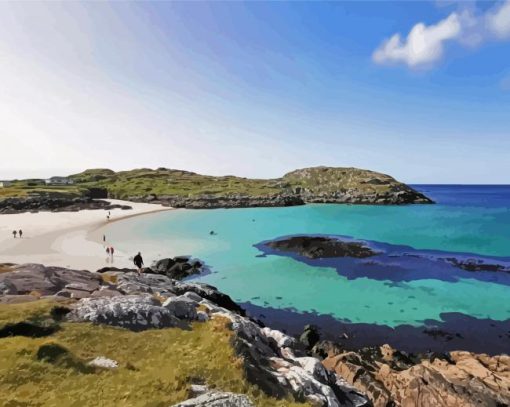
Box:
0 300 308 407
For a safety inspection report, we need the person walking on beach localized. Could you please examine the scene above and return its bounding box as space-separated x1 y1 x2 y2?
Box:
12 230 17 238
19 230 22 238
106 247 110 257
134 252 144 275
110 247 115 258
103 234 106 242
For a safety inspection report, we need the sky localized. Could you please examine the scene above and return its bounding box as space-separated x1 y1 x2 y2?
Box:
0 1 509 184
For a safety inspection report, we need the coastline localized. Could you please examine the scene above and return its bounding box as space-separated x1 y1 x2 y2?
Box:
0 199 173 271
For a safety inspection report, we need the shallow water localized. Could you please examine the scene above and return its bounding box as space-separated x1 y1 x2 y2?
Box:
106 185 510 329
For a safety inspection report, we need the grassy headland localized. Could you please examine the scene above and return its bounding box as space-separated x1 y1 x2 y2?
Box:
0 166 432 206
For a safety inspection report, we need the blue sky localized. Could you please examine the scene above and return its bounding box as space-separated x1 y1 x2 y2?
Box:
0 1 509 183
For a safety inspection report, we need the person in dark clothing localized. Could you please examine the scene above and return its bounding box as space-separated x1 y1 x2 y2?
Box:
106 247 110 256
19 230 23 238
12 230 17 238
134 252 144 275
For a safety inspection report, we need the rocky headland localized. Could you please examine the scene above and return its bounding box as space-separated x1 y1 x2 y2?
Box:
1 166 434 212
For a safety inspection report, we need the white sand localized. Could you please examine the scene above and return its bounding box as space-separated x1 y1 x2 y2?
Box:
0 200 173 270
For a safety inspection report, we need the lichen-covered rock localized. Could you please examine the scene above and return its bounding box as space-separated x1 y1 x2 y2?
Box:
171 391 255 407
67 295 181 331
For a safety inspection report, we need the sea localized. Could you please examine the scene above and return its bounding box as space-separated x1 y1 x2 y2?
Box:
106 185 510 353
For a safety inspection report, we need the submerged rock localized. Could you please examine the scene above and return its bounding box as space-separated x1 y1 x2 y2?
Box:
265 236 377 259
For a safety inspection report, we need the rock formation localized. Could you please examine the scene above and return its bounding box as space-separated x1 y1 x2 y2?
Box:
318 342 510 407
264 236 377 259
0 197 131 214
0 263 370 407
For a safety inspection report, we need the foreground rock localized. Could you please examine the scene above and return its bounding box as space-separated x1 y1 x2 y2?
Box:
98 256 204 281
319 342 510 407
0 263 369 406
264 236 377 259
0 197 131 214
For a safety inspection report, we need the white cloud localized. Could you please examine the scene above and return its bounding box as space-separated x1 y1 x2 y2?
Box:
373 0 510 69
487 0 510 38
373 13 461 67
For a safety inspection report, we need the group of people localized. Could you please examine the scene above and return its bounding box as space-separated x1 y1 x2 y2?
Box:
12 229 23 238
106 246 115 258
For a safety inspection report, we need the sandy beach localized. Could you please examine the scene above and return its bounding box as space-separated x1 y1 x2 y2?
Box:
0 200 173 271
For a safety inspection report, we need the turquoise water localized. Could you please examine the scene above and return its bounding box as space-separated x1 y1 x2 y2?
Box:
107 186 510 328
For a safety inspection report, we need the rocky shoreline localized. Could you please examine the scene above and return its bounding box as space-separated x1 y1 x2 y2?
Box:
129 186 433 209
1 262 509 406
0 263 369 407
0 197 132 214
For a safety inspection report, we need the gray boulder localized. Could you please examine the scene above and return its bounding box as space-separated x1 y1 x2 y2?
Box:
171 391 254 407
67 295 181 331
163 296 198 320
0 264 101 296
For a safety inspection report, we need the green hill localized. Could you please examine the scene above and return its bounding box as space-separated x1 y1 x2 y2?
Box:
1 166 433 206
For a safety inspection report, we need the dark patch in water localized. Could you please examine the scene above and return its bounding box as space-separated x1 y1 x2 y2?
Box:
254 234 510 286
242 302 510 355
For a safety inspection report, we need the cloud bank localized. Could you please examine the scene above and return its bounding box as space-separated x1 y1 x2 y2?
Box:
373 0 510 68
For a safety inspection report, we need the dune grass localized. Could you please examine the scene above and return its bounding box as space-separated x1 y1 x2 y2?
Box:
0 300 308 407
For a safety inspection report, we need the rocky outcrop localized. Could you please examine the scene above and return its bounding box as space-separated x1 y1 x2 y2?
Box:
98 256 205 281
264 236 377 259
0 197 131 214
67 295 184 331
0 263 370 406
150 257 203 279
129 194 305 209
0 264 102 296
282 167 433 205
319 343 510 407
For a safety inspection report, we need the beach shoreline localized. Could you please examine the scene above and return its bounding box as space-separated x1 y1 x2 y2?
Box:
0 199 173 271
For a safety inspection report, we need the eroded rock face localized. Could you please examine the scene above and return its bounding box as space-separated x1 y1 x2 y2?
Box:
321 343 510 407
171 391 255 407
